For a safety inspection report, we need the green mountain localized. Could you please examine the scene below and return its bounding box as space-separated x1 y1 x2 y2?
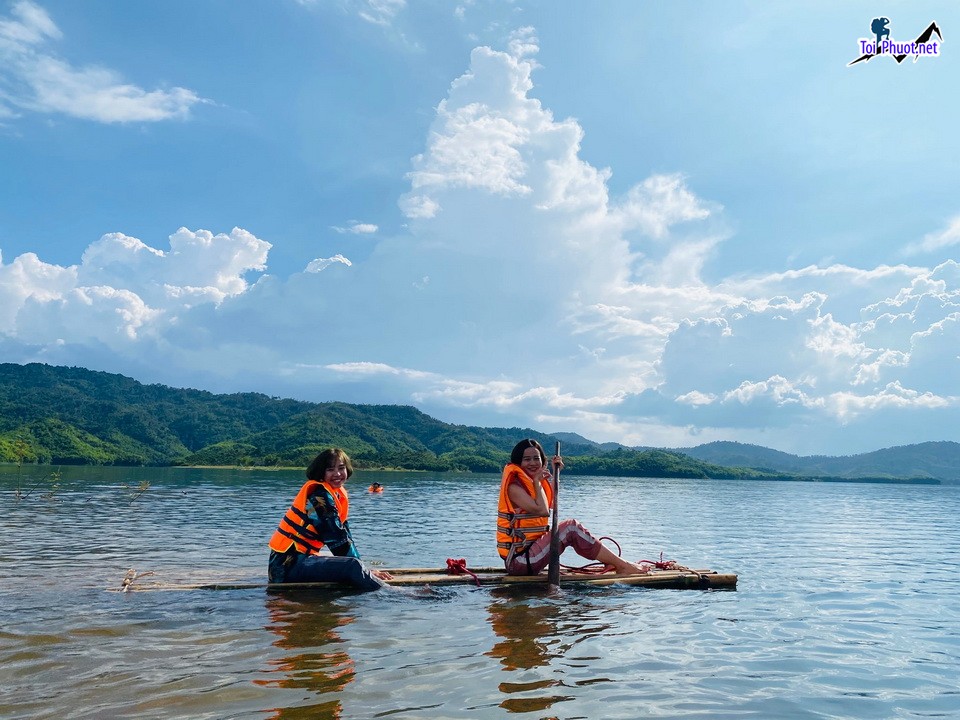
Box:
0 363 943 483
0 362 317 465
678 440 960 483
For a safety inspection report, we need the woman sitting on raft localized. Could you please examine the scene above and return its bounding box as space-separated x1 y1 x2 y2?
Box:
497 439 649 576
268 448 392 591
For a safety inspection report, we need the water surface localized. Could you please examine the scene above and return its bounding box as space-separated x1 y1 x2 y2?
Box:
1 466 958 718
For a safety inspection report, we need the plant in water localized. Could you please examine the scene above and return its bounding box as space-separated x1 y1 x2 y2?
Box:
21 466 63 502
41 468 63 502
129 480 151 504
13 438 29 501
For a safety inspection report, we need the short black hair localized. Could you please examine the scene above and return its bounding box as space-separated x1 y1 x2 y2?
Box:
306 448 354 481
510 438 546 466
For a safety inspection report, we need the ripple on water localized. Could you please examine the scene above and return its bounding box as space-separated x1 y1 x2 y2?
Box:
2 472 960 719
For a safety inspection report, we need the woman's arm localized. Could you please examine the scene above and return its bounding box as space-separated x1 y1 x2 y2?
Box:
307 492 359 557
507 476 550 516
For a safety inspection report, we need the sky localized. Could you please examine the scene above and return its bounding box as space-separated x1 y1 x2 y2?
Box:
1 1 958 456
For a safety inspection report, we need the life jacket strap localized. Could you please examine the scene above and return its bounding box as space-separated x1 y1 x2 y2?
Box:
275 526 322 552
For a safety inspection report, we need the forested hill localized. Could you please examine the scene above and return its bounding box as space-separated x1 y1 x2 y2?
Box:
0 363 943 482
676 440 960 483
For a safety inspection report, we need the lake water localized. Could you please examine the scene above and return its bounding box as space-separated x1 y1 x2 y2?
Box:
1 465 959 719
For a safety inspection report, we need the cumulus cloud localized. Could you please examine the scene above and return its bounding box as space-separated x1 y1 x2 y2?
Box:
0 1 203 122
79 228 269 301
1 227 270 351
17 285 162 348
400 29 542 217
0 251 77 331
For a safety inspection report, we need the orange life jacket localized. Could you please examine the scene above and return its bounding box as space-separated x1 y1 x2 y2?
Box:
268 480 349 554
496 463 553 563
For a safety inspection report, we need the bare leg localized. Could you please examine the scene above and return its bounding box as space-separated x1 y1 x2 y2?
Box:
595 544 649 575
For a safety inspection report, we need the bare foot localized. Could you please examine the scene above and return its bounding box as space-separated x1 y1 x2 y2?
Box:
613 561 650 575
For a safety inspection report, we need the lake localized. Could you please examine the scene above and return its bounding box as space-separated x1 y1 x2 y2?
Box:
2 465 959 719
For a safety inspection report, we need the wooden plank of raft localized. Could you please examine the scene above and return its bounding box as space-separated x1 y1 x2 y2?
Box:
499 569 737 589
113 567 736 591
379 566 506 575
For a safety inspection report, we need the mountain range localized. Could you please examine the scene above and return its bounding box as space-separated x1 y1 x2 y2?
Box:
675 440 960 483
1 362 954 483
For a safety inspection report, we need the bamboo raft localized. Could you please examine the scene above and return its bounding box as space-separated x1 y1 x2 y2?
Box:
114 565 737 592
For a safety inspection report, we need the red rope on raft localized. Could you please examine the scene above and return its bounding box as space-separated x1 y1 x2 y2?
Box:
561 536 622 575
561 541 683 575
445 558 481 587
634 551 681 570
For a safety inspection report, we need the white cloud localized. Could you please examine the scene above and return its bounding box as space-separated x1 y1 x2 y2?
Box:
77 228 270 302
0 227 270 349
676 390 716 406
17 285 162 349
507 26 539 60
0 0 59 46
0 1 203 122
902 215 960 256
405 94 533 196
400 36 544 216
399 194 440 219
0 251 77 331
305 254 352 273
331 221 378 235
357 0 406 26
413 380 621 412
612 174 713 240
820 382 953 420
325 361 431 379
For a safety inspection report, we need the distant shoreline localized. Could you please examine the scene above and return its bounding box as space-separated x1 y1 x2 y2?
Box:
0 461 944 484
177 464 430 472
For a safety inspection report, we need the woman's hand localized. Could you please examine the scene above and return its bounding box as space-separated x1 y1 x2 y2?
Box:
373 569 394 581
550 455 564 472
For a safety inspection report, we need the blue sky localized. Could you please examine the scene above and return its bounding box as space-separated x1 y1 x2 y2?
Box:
1 0 958 455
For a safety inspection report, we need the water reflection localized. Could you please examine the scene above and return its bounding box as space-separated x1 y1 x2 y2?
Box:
255 592 356 720
486 589 574 714
487 591 559 671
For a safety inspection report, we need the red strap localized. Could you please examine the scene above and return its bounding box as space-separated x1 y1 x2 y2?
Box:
638 560 677 570
445 558 481 587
